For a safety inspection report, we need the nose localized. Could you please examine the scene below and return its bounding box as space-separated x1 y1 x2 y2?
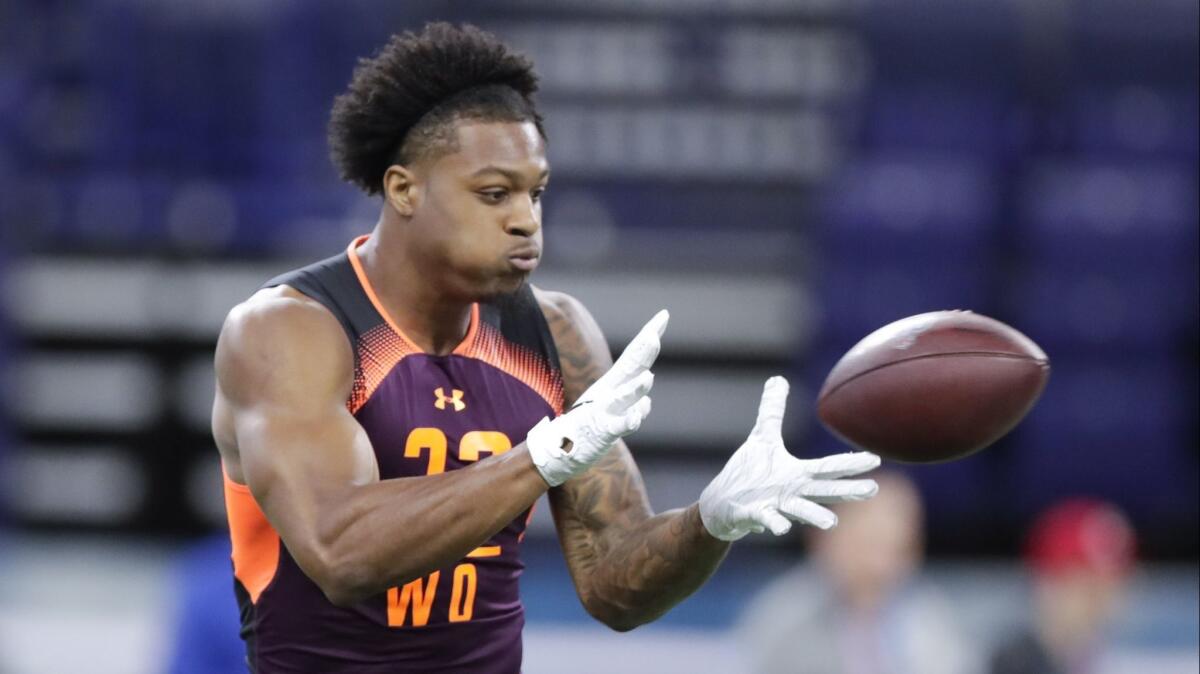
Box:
504 195 540 237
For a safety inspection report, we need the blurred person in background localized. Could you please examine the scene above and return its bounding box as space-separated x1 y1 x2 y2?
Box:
164 534 245 674
989 499 1137 674
212 22 879 673
739 471 979 674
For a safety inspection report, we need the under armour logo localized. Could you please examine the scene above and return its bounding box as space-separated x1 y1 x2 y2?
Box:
434 387 466 412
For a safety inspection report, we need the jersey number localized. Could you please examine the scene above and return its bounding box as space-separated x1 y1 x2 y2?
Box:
386 428 512 627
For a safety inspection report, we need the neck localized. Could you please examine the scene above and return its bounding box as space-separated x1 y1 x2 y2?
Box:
357 220 473 356
1036 609 1098 664
842 583 887 615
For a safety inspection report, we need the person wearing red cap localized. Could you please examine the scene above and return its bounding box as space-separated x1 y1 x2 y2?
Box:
989 498 1137 674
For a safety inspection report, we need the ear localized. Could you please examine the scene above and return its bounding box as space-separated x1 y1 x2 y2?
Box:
383 165 418 217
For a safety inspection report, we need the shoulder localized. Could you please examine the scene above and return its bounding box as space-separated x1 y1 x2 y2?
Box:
741 565 829 624
216 285 354 405
531 287 605 349
530 286 612 404
219 285 348 358
989 627 1051 674
532 286 588 327
737 567 835 669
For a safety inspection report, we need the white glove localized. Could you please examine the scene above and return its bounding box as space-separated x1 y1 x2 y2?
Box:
699 376 880 541
526 310 669 487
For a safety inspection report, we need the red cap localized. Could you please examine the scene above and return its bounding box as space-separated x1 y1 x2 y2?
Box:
1025 498 1136 576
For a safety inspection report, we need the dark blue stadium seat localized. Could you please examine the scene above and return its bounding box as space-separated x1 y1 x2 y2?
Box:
819 154 998 261
1065 88 1199 160
1015 160 1198 269
815 263 994 342
1003 268 1188 352
1008 358 1195 520
863 88 1030 160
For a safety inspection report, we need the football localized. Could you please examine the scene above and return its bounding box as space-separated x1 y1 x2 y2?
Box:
817 310 1050 463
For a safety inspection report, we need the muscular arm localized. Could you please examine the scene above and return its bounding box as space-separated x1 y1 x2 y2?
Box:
212 288 548 606
536 289 731 631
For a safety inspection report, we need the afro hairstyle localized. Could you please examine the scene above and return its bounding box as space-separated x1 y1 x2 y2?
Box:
328 22 543 195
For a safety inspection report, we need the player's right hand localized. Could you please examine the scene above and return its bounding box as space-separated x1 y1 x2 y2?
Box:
525 309 669 486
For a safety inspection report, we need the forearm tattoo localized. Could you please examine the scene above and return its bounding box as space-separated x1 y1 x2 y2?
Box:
540 294 730 628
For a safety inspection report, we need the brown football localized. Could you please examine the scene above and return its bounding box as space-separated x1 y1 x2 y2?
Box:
817 310 1050 463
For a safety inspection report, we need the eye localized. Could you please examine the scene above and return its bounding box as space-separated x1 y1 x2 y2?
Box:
531 186 547 203
478 189 508 204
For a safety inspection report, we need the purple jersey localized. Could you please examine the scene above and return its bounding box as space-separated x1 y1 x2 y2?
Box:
224 236 564 673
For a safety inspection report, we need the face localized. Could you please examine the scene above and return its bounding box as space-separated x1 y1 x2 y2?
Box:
1034 567 1128 641
814 474 923 607
393 120 549 300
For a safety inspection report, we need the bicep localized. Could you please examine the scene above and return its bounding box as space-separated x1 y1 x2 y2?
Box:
215 295 378 556
233 405 378 526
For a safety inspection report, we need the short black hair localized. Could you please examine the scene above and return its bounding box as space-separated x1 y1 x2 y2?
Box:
328 22 543 195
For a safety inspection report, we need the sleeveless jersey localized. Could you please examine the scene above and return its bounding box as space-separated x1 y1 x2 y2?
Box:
223 236 564 673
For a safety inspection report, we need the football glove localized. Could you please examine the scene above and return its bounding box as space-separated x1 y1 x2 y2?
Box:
699 376 880 541
526 309 668 487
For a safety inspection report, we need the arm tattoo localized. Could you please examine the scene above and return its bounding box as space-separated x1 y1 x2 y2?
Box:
538 290 731 630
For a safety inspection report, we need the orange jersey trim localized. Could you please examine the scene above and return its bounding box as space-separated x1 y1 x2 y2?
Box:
345 235 481 356
224 469 280 604
461 320 565 415
349 318 563 416
348 323 419 414
517 503 537 543
345 236 489 414
344 235 560 415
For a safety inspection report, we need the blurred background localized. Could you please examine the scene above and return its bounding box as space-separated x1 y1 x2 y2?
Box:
0 0 1196 672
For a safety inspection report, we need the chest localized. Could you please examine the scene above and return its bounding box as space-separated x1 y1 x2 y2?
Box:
352 354 554 479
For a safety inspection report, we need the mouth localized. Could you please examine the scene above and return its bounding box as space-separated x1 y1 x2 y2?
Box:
507 247 541 272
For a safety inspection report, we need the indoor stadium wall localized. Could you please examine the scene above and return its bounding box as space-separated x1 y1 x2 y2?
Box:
0 1 1196 673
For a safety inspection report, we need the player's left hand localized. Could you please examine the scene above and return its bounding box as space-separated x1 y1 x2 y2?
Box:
698 376 880 542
